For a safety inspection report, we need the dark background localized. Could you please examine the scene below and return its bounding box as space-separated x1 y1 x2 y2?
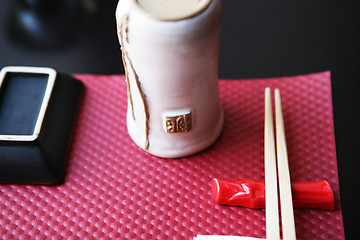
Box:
1 0 359 238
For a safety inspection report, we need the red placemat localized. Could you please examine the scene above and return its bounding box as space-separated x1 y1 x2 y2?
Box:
0 71 344 239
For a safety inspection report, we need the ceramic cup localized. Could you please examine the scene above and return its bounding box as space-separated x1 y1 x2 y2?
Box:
116 0 224 158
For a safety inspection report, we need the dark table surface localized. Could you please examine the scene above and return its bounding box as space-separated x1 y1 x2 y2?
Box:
1 0 359 238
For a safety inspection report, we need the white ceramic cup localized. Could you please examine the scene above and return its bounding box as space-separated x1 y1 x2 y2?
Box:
116 0 224 158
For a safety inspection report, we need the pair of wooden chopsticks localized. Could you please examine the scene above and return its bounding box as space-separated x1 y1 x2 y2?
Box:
264 88 296 240
194 89 296 240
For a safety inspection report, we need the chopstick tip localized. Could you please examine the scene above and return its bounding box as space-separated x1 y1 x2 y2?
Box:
275 89 281 99
265 87 271 95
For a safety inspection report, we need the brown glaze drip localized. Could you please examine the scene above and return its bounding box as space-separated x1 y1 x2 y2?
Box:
126 55 150 150
119 15 135 120
119 15 150 150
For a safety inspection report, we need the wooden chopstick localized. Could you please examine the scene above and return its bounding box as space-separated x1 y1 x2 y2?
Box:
264 88 280 240
274 89 296 240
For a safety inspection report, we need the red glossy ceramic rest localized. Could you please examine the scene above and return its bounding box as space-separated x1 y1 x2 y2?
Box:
212 178 335 210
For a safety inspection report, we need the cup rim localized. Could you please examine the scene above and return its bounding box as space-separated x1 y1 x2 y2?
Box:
129 0 212 21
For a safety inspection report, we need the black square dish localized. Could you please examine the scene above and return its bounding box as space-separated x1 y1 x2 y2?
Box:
0 66 83 184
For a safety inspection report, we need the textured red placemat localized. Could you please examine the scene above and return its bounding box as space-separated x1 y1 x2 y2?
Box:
0 71 344 239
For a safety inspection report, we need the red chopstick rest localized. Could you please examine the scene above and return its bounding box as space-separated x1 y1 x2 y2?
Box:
211 178 335 210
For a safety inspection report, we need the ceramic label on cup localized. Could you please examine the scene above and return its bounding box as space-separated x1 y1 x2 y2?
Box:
116 0 224 158
164 109 192 134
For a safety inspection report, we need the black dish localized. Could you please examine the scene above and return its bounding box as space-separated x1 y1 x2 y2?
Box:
0 66 83 184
